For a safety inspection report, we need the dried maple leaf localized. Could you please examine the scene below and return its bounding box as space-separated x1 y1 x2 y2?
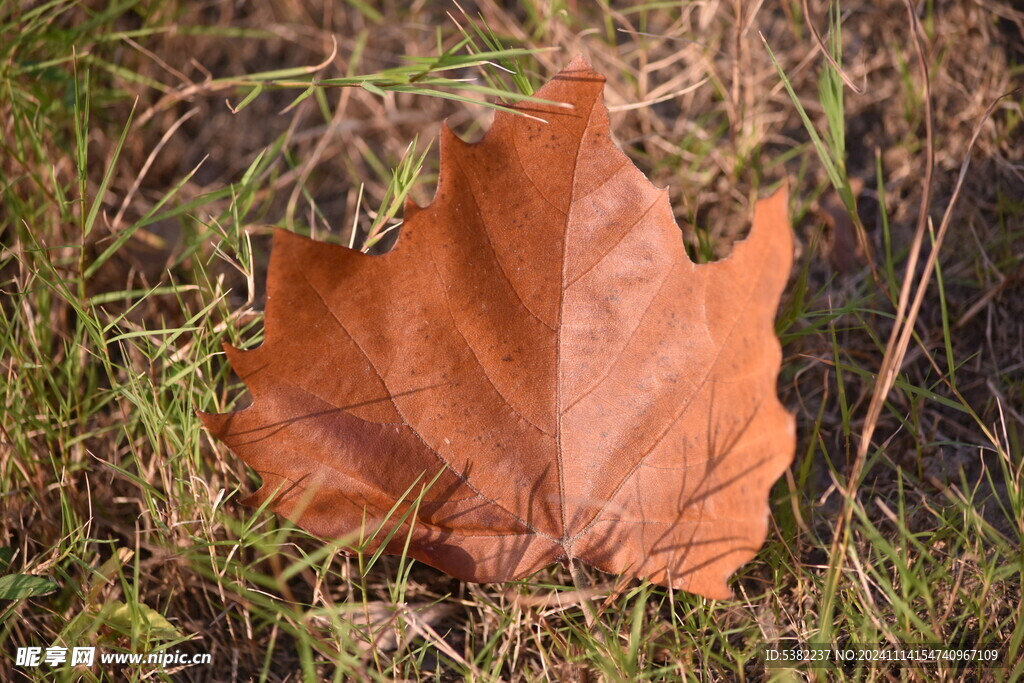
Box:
201 57 795 599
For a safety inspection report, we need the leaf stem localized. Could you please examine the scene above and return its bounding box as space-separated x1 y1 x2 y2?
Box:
568 557 599 633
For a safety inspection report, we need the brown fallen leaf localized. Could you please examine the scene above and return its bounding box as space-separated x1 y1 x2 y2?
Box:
201 57 795 599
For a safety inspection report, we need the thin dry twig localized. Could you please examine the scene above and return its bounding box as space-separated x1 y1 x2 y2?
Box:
854 0 935 489
111 107 198 232
801 0 864 94
822 0 1013 636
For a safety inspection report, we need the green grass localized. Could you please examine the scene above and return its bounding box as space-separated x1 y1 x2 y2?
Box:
2 0 1023 680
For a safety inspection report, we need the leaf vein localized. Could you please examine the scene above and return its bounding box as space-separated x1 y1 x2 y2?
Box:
298 269 553 540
